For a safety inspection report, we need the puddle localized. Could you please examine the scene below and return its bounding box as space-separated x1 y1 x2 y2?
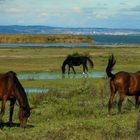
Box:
25 88 49 93
22 72 106 93
18 72 106 80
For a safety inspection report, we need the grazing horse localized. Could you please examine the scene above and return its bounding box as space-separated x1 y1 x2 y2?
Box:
0 71 30 128
61 54 94 74
106 54 140 113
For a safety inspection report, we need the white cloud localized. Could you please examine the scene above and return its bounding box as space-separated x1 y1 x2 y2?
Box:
72 7 82 13
130 5 140 11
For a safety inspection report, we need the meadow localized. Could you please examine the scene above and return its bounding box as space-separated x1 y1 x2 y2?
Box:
0 46 140 140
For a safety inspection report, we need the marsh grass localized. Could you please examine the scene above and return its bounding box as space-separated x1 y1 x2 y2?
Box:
0 46 140 139
0 47 139 72
20 79 139 140
0 79 140 140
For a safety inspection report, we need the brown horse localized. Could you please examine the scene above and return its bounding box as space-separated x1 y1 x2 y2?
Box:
0 71 30 128
106 54 140 113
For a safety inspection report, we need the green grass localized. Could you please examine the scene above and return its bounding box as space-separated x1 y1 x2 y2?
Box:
0 46 140 139
0 46 139 73
0 79 140 140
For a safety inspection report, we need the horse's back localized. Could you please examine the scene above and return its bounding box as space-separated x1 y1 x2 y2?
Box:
114 71 130 91
68 56 84 66
0 71 16 99
114 71 140 95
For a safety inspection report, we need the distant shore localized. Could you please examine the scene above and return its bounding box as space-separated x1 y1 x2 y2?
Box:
0 34 94 44
0 44 139 48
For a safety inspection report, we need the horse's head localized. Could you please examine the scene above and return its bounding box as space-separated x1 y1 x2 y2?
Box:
19 106 30 128
61 65 65 74
10 72 31 128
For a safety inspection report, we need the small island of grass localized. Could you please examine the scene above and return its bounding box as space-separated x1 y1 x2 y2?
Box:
0 34 94 44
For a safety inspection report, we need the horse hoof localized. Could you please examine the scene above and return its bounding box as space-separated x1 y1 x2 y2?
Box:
8 122 14 127
0 122 3 129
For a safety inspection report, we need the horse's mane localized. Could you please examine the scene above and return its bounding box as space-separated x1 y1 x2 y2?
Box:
66 53 80 58
66 52 91 58
8 71 30 108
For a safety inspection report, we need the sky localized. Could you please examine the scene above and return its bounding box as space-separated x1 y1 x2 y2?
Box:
0 0 140 29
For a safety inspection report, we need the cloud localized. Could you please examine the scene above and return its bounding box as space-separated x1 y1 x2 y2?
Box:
120 2 128 6
130 5 140 11
0 0 9 4
120 4 140 12
0 0 5 3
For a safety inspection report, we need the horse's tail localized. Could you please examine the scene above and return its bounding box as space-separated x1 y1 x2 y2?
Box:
86 57 94 68
106 54 116 78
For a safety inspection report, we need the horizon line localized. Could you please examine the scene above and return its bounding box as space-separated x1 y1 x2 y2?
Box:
0 25 140 30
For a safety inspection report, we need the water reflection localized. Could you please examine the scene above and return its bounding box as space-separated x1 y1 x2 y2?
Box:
22 72 106 94
25 88 49 94
18 72 106 80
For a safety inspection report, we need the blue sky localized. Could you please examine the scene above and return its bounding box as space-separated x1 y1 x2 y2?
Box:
0 0 140 29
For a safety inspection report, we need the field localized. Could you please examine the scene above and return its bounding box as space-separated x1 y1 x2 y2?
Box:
0 46 140 140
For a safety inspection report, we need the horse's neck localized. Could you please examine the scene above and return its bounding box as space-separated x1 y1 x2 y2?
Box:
17 91 29 108
14 78 29 108
62 59 68 67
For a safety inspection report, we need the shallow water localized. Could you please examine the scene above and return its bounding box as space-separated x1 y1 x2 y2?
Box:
18 71 106 80
25 88 49 93
0 43 94 47
20 72 106 93
0 35 140 47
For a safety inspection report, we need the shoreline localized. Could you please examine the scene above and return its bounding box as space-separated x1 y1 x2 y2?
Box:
0 44 140 48
0 43 140 48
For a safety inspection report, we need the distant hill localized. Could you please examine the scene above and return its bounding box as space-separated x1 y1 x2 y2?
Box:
0 25 140 35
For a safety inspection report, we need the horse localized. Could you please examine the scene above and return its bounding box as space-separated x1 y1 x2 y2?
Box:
61 54 94 74
0 71 30 128
106 54 140 113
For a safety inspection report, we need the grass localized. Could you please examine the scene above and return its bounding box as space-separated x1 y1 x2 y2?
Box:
0 46 139 73
0 45 140 139
0 79 140 140
0 34 93 43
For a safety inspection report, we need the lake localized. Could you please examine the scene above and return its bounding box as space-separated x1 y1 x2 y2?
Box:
0 35 140 47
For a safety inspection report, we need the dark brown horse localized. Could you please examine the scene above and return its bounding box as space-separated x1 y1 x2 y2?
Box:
106 54 140 113
0 71 30 128
61 54 94 74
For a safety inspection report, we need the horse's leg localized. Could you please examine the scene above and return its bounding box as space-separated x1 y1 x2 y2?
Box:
135 96 140 108
138 96 140 107
8 98 16 126
0 96 7 124
108 81 116 114
118 93 125 113
68 66 70 74
71 66 76 74
108 93 115 114
85 64 88 73
82 64 86 74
